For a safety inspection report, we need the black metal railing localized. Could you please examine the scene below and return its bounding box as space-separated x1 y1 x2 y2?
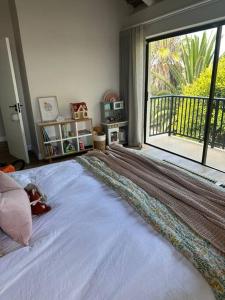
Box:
147 95 225 149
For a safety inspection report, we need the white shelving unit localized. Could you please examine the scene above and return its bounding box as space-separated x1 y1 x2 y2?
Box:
38 118 93 161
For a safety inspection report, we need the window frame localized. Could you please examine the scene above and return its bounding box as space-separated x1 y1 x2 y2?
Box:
144 19 225 173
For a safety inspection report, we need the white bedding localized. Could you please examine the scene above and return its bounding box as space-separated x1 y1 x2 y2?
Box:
0 160 215 300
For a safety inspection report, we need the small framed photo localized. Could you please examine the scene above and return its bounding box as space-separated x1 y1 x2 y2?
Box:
38 96 59 122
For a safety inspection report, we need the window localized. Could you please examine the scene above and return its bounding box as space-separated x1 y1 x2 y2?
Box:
145 22 225 172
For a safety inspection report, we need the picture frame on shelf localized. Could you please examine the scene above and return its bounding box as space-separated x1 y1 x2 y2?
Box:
38 96 59 122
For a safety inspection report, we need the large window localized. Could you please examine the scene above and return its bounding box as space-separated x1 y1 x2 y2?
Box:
145 22 225 172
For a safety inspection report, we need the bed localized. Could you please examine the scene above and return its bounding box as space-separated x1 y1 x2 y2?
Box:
0 160 216 300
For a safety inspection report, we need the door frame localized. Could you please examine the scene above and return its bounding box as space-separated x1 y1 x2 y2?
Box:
144 19 225 174
0 37 29 163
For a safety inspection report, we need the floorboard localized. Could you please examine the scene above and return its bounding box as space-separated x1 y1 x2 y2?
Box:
1 142 225 185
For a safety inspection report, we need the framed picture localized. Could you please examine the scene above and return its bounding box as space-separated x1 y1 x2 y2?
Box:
38 96 59 122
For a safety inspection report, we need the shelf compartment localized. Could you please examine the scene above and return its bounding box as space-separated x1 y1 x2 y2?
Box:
41 125 61 142
38 118 93 160
61 122 77 139
78 135 93 151
62 138 78 155
43 141 62 158
77 119 92 134
78 129 92 136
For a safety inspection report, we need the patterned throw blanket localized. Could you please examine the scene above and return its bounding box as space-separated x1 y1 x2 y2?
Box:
77 145 225 300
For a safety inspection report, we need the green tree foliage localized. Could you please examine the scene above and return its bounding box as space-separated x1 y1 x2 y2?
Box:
150 32 216 96
180 32 216 85
180 56 225 145
150 37 182 95
183 56 225 97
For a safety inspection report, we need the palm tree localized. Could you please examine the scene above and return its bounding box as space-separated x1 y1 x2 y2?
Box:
150 37 182 95
150 32 216 96
180 32 216 85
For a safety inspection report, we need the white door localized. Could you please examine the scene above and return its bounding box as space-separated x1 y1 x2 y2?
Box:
0 37 29 163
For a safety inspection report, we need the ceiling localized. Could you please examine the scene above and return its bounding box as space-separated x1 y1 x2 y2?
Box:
126 0 144 8
126 0 163 8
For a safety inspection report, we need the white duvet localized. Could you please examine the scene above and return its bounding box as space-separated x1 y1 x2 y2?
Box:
0 160 215 300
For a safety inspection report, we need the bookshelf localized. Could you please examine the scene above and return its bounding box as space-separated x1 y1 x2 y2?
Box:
38 119 93 161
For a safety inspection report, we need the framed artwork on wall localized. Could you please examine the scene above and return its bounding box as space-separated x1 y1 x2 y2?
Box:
38 96 59 122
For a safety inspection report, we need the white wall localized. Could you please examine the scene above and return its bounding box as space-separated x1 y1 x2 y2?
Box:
15 0 129 137
0 0 31 145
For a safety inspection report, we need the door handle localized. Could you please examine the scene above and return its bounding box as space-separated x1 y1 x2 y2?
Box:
9 103 23 112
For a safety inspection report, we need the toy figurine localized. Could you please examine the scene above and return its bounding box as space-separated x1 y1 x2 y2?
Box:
71 102 88 120
79 139 85 151
24 184 51 215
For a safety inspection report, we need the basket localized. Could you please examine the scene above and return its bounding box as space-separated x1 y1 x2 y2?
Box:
93 133 106 151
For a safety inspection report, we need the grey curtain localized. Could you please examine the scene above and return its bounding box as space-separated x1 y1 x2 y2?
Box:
120 25 144 147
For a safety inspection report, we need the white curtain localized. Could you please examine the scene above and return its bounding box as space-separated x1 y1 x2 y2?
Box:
120 25 145 147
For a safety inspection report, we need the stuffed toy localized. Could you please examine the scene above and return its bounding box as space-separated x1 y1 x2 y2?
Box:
103 90 120 102
24 184 51 215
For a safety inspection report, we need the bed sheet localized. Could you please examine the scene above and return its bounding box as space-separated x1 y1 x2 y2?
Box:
0 160 215 300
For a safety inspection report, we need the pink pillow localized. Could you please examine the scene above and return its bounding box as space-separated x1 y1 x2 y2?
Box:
0 171 21 193
0 172 32 245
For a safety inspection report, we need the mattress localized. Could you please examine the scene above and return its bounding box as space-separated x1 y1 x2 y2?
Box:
0 160 215 300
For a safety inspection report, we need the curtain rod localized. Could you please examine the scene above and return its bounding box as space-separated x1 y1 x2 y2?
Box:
122 0 220 31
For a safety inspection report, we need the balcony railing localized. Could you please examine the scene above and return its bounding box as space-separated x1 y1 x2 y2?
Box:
147 95 225 149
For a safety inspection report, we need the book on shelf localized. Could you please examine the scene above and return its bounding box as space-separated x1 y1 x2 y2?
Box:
45 144 52 157
42 128 50 142
45 143 60 157
61 124 68 138
78 129 91 136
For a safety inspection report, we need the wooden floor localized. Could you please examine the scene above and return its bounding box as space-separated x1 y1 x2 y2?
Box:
0 142 79 170
0 142 41 169
0 142 26 163
1 141 225 184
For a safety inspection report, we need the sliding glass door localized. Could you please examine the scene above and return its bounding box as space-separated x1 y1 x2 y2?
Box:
205 25 225 172
145 22 225 172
